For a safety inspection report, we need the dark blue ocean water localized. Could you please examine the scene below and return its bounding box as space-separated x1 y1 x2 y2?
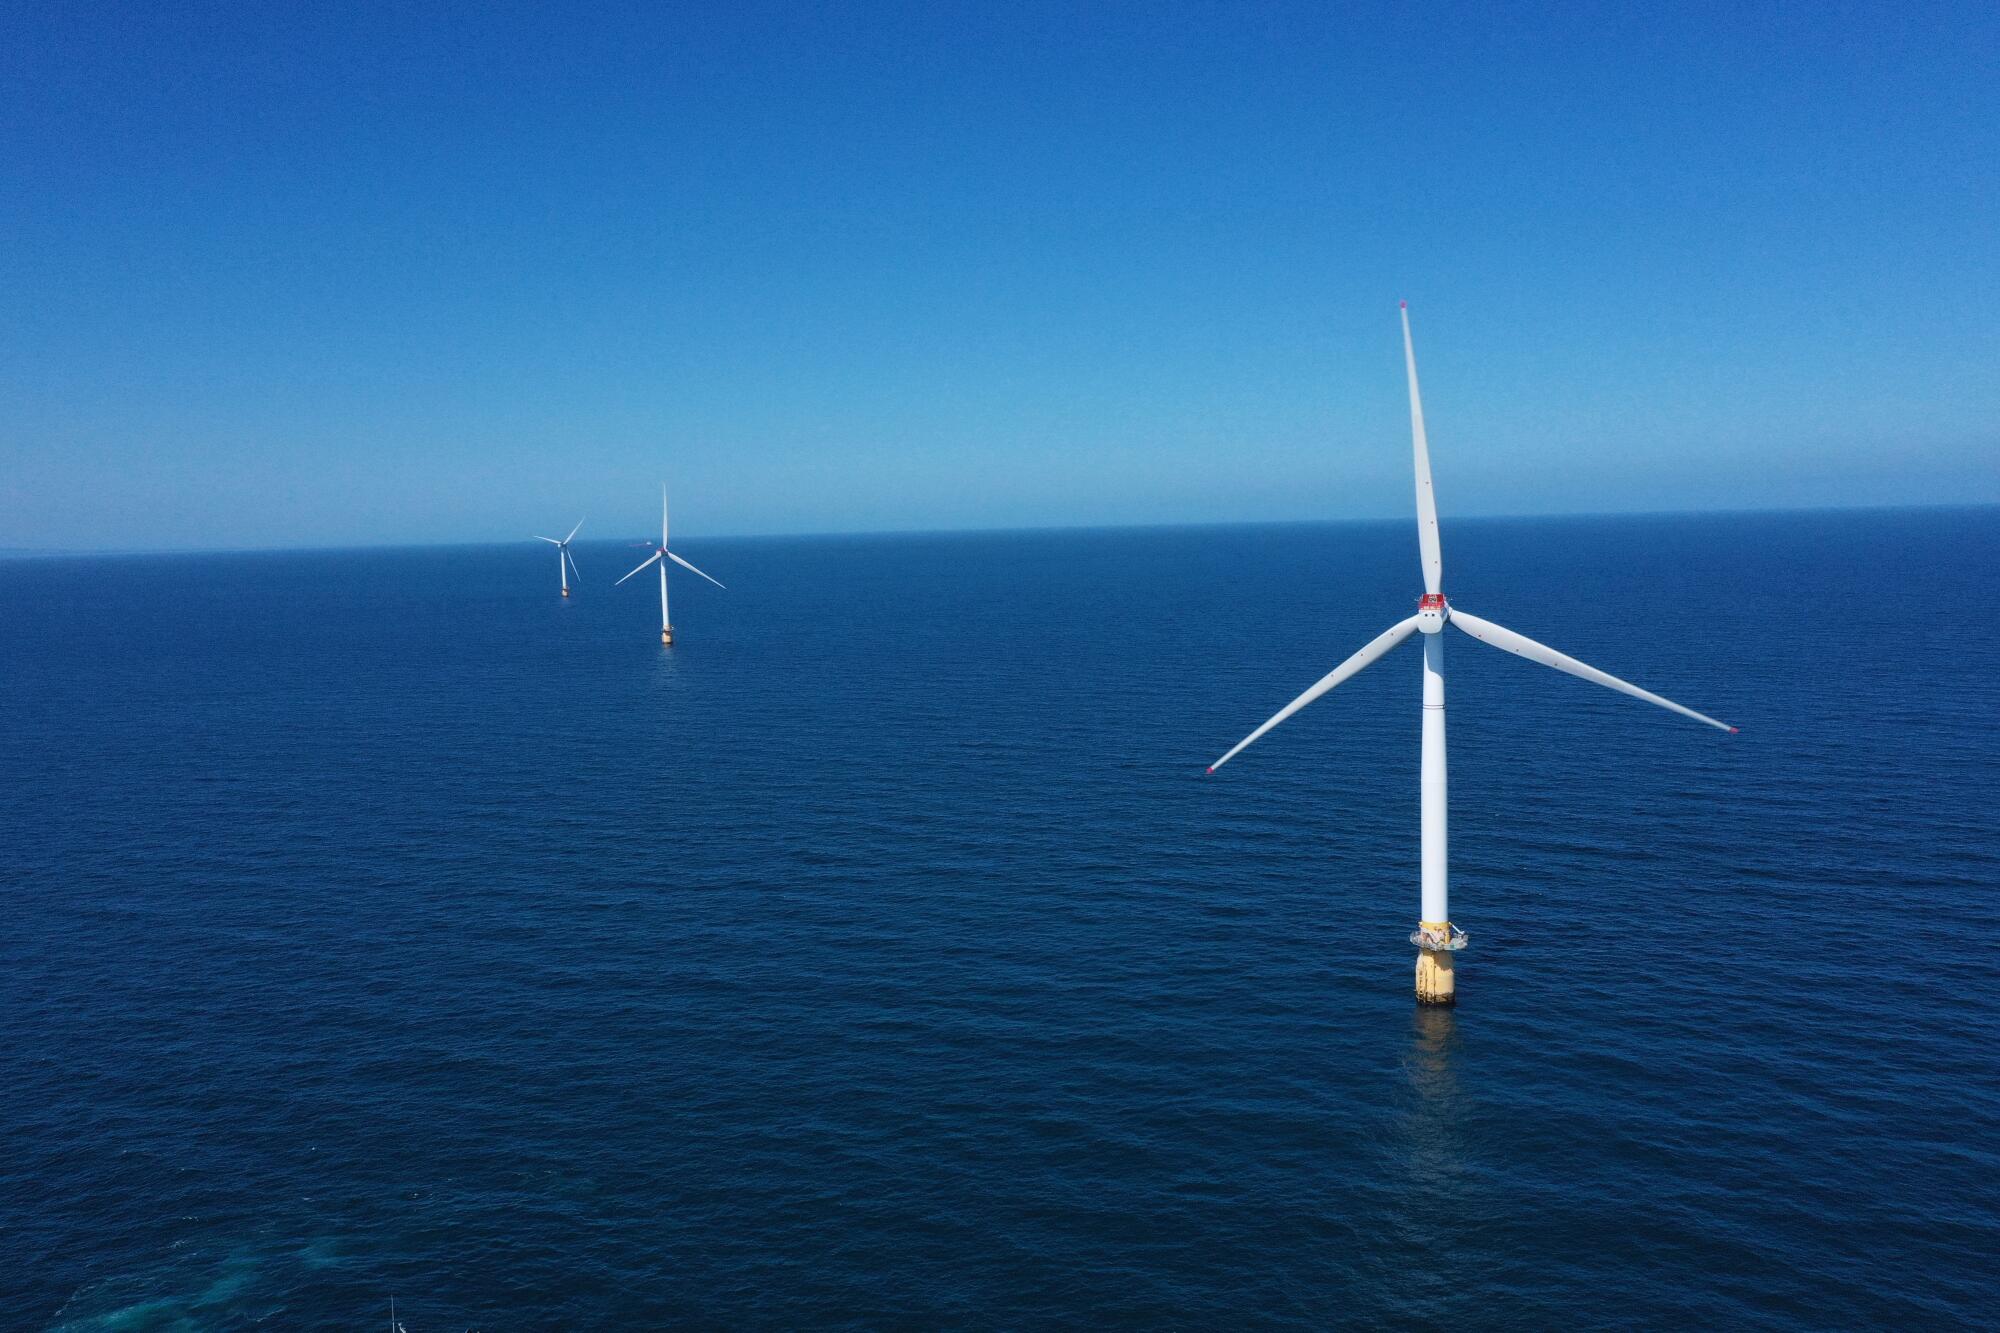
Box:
3 509 1997 1329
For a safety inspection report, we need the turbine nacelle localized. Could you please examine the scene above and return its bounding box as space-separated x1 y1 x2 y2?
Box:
1416 593 1448 634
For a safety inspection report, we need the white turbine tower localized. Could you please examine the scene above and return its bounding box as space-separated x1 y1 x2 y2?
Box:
1207 303 1737 1006
616 484 725 644
533 519 584 597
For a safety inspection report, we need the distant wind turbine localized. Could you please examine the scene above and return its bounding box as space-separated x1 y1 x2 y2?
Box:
616 484 725 644
1207 304 1737 1006
534 519 584 597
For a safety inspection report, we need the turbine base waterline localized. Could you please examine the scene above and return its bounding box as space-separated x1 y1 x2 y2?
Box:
1414 949 1456 1006
661 625 674 645
1412 921 1465 1007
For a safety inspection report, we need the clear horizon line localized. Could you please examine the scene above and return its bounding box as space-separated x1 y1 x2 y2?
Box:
3 498 1993 559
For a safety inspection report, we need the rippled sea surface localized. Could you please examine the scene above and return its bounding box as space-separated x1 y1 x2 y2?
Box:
3 510 1997 1329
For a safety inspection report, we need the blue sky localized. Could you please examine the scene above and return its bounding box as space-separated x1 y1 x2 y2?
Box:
4 1 1994 549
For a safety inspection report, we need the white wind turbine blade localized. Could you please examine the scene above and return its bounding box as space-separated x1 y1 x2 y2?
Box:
564 547 582 581
1208 616 1422 773
667 550 725 589
1401 303 1442 595
1448 610 1738 732
534 536 562 545
661 483 670 549
615 551 663 585
564 518 584 545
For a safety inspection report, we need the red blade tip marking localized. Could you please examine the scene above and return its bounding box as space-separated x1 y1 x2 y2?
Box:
1728 727 1740 734
1206 766 1215 775
1399 300 1407 309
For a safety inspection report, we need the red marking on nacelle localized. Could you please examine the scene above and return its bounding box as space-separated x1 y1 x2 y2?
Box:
1419 593 1446 610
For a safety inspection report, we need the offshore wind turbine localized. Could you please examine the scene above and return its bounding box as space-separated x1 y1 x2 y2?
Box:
534 519 584 597
616 484 725 644
1207 304 1737 1006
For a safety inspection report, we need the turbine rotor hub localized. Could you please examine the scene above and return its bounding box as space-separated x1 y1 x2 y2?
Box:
1416 593 1449 634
